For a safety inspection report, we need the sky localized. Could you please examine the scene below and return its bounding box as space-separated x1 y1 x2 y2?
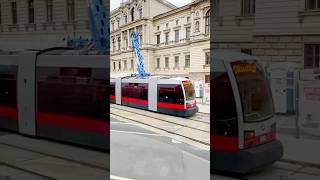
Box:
110 0 192 11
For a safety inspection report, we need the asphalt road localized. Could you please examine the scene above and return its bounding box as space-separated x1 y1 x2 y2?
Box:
110 117 210 180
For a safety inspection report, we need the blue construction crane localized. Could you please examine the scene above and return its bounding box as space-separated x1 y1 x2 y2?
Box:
88 0 109 50
131 32 150 78
66 0 109 51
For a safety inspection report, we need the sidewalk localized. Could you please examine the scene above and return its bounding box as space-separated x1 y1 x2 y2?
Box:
278 133 320 167
274 114 320 166
196 98 210 114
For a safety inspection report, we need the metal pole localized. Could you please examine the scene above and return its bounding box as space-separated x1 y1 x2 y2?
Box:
295 70 300 139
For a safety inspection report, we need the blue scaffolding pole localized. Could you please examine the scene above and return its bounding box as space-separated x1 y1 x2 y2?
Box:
131 32 150 78
66 0 109 51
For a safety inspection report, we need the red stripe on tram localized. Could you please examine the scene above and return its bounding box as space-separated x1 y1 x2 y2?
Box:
121 97 148 105
211 135 239 152
157 102 185 110
36 112 109 134
0 106 18 120
110 95 115 100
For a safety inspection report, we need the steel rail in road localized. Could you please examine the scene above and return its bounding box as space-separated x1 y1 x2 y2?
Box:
111 105 210 133
0 162 57 180
0 141 108 171
110 108 210 147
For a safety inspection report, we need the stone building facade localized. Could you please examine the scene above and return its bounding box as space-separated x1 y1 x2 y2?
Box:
0 0 109 50
110 0 210 82
213 0 320 70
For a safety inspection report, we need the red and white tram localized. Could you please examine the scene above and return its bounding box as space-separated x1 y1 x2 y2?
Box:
212 50 283 173
0 48 109 150
110 76 198 117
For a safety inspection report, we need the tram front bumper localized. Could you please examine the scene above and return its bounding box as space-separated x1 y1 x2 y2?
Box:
212 139 283 174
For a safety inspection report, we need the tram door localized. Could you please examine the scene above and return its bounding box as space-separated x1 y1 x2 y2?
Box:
18 53 36 136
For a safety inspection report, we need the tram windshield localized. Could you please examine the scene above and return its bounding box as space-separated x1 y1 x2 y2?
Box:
182 81 196 101
231 60 274 123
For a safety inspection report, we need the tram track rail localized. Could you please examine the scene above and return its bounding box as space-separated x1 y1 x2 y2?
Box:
110 107 210 147
188 113 210 124
0 140 109 180
111 105 210 133
0 141 108 171
0 161 58 180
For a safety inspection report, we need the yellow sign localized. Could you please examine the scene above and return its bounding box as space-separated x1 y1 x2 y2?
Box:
232 64 257 74
183 81 191 86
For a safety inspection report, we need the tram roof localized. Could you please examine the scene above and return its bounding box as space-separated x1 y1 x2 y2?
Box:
111 75 191 81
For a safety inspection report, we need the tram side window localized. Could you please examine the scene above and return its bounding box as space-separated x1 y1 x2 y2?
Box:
37 67 107 120
212 72 238 136
122 83 148 100
158 84 184 104
0 67 17 107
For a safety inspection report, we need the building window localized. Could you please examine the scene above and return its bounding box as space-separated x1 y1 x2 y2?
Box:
205 52 210 65
185 55 190 68
175 30 179 43
305 44 320 68
139 34 143 46
124 34 128 48
156 58 160 69
186 27 191 40
117 37 121 50
124 15 127 24
111 22 114 31
205 10 210 34
195 21 200 32
11 2 17 24
139 8 143 19
205 75 210 83
241 48 252 55
113 62 116 71
131 7 134 21
174 56 179 68
117 19 120 28
306 0 320 9
112 38 115 51
187 16 190 22
176 20 179 25
131 59 134 69
165 32 169 45
156 34 160 44
124 60 127 70
46 0 53 22
118 62 121 71
166 23 168 28
241 0 255 16
165 57 169 68
157 26 160 30
67 0 75 22
28 0 35 23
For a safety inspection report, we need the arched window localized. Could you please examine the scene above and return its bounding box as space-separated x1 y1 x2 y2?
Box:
131 7 135 21
195 21 200 32
112 38 115 51
124 14 127 24
205 9 210 34
139 8 143 19
117 37 121 50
